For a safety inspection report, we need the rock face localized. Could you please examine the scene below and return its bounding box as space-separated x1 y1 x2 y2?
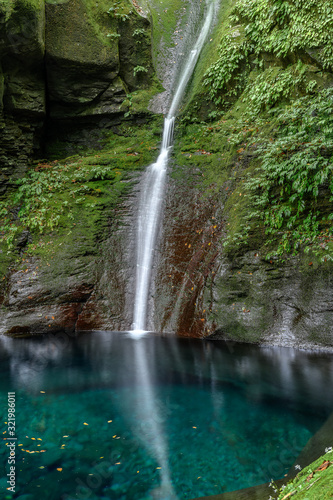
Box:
153 163 333 350
209 253 333 349
0 0 154 193
0 0 45 193
0 178 141 335
0 0 157 334
1 0 333 349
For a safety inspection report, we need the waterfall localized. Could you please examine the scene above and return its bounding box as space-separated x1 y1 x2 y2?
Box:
132 1 217 332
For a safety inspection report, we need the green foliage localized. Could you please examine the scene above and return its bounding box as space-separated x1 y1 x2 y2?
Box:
133 65 148 76
232 0 333 64
230 88 333 259
107 1 131 21
203 26 250 104
0 123 160 254
245 62 307 116
276 450 333 499
186 0 333 260
132 28 147 43
106 32 121 40
204 0 333 104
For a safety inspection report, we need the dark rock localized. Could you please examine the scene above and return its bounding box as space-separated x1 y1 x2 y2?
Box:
153 162 333 349
0 0 155 196
45 0 120 116
16 230 31 248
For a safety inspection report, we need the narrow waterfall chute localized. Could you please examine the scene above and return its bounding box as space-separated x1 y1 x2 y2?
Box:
128 2 219 498
132 1 217 332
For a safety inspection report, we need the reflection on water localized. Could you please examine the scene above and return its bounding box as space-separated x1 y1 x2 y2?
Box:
0 332 333 499
132 338 177 499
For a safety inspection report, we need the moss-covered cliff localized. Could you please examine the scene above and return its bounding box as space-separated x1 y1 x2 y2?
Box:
1 1 333 498
153 0 333 349
0 0 333 345
0 0 163 332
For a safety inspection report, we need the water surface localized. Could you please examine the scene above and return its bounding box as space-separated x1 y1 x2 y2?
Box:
1 332 333 499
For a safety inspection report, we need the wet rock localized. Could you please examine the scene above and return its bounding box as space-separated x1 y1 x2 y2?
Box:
154 162 333 349
45 0 119 115
16 230 32 248
0 0 155 195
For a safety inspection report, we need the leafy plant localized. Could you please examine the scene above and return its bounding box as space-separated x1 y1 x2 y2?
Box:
107 2 131 21
204 0 333 105
203 26 250 104
133 65 148 76
245 62 307 117
235 88 333 259
106 32 121 40
132 28 147 43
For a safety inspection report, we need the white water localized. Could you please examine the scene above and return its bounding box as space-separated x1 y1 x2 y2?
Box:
129 6 218 496
132 0 217 332
133 339 177 498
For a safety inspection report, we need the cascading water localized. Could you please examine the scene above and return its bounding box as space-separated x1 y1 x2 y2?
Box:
129 5 219 496
132 0 218 332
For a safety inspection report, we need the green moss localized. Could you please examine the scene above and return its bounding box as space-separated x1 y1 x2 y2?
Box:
147 0 197 70
0 119 161 277
126 80 164 113
0 0 43 19
45 0 117 61
277 451 333 499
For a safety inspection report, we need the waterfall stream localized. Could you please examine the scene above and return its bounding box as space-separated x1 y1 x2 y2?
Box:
132 0 217 332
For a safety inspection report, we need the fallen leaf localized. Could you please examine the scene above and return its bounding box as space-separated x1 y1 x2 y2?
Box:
315 460 331 472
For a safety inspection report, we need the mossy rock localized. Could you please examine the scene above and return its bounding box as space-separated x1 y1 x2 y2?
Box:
0 0 45 62
45 0 119 107
118 15 154 91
